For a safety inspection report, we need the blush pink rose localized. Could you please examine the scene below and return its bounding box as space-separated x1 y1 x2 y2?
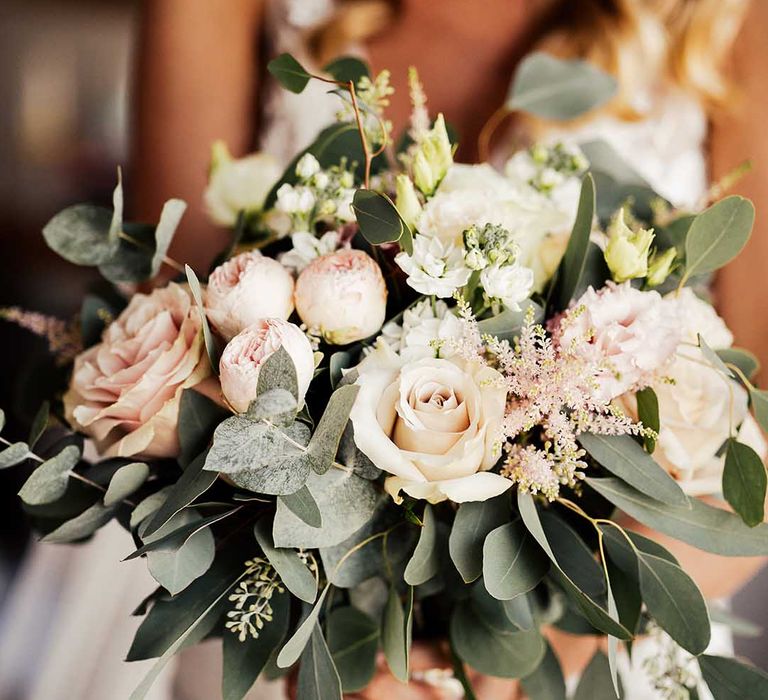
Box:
205 250 295 341
219 318 315 413
64 283 215 459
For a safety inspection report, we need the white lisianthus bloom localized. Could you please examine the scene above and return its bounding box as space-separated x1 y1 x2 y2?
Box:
206 251 295 341
381 298 463 361
279 230 341 274
349 341 511 504
219 319 314 412
480 262 535 310
295 249 387 344
204 142 281 227
395 235 471 298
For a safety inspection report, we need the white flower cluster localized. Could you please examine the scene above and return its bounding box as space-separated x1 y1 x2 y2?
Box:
505 141 588 197
380 298 463 361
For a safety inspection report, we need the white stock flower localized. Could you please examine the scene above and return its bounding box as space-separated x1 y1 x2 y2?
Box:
349 341 510 504
295 153 321 180
295 249 387 344
395 235 471 298
480 262 535 310
276 184 315 215
219 319 314 413
279 231 341 274
204 143 281 227
206 251 295 341
381 299 463 361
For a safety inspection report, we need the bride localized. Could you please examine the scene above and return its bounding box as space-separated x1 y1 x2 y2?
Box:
3 1 766 698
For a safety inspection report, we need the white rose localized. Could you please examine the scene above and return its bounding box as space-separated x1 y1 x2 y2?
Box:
204 143 280 227
219 319 314 413
480 262 534 310
668 287 734 348
295 249 387 344
349 342 511 504
206 251 295 341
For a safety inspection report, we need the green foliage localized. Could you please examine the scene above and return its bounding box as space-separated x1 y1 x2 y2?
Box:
279 486 322 528
750 387 768 434
254 519 317 603
177 389 228 467
257 346 299 401
42 204 118 265
717 347 760 383
635 387 659 453
0 442 30 469
42 501 116 543
352 189 413 254
150 199 186 276
476 300 544 343
723 438 767 527
381 585 413 683
699 654 768 700
185 265 220 373
305 385 359 475
520 643 566 700
222 591 289 700
276 585 330 668
326 606 379 692
28 401 50 450
403 504 440 585
587 477 768 556
322 56 370 84
104 462 148 506
267 53 312 94
448 494 509 583
681 196 754 283
482 521 548 601
297 624 343 700
549 174 595 311
578 433 686 506
507 53 617 120
131 486 174 529
573 651 619 700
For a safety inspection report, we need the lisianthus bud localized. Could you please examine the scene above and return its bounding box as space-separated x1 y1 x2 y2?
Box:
412 150 436 196
646 247 677 287
604 210 654 283
411 113 453 196
206 251 295 341
295 249 387 344
220 319 314 413
395 174 422 230
204 142 281 227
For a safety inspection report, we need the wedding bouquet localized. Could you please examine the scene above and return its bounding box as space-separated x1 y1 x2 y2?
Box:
4 51 768 699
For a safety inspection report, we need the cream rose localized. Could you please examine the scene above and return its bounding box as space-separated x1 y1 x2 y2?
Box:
206 251 295 341
64 283 214 458
295 249 387 344
349 341 510 504
219 319 315 413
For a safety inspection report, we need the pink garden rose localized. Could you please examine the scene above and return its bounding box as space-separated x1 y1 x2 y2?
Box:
64 283 215 459
206 250 295 341
219 319 315 413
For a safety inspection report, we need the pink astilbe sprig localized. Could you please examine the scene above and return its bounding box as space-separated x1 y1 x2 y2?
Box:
453 303 651 500
0 307 82 366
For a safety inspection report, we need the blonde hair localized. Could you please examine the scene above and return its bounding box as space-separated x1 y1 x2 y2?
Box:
310 0 749 118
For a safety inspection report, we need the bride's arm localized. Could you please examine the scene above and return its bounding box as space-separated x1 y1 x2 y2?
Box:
132 0 265 272
711 0 768 384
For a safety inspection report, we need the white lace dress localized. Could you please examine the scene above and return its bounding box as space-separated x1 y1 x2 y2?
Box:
0 3 730 699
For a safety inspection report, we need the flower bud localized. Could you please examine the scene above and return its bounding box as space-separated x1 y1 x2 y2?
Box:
480 262 534 310
220 319 314 413
295 249 387 344
395 174 422 230
411 113 453 196
295 153 321 180
646 247 677 287
412 150 436 196
604 210 654 283
206 251 295 341
204 142 281 227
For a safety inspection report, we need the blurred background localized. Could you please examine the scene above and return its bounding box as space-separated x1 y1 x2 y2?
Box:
0 1 766 695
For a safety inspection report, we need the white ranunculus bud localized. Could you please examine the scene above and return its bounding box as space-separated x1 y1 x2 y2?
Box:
295 249 387 344
205 251 295 341
295 153 321 180
219 319 314 412
204 142 281 227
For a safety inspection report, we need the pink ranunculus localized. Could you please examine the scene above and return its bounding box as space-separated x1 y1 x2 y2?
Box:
219 319 315 413
552 282 681 402
64 283 216 459
205 250 295 341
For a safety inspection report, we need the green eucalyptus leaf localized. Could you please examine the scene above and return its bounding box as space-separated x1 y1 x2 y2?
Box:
573 651 619 700
683 196 754 281
326 606 379 692
104 462 149 506
222 590 289 700
520 643 566 700
476 300 545 342
0 407 5 431
550 174 595 311
638 552 710 654
247 388 297 424
749 387 768 434
254 519 317 603
178 388 228 467
28 401 50 449
268 53 312 94
279 485 322 528
257 345 299 400
0 442 30 469
586 477 768 556
42 204 117 265
276 584 330 668
131 486 174 529
323 56 370 84
42 501 116 543
449 493 509 583
503 593 535 631
381 585 413 683
717 347 760 383
723 438 767 527
507 53 617 120
306 385 359 474
151 199 186 276
297 624 343 700
98 221 155 283
578 433 686 506
635 387 659 452
699 654 768 700
352 190 410 248
482 520 549 601
404 504 440 586
185 264 220 373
